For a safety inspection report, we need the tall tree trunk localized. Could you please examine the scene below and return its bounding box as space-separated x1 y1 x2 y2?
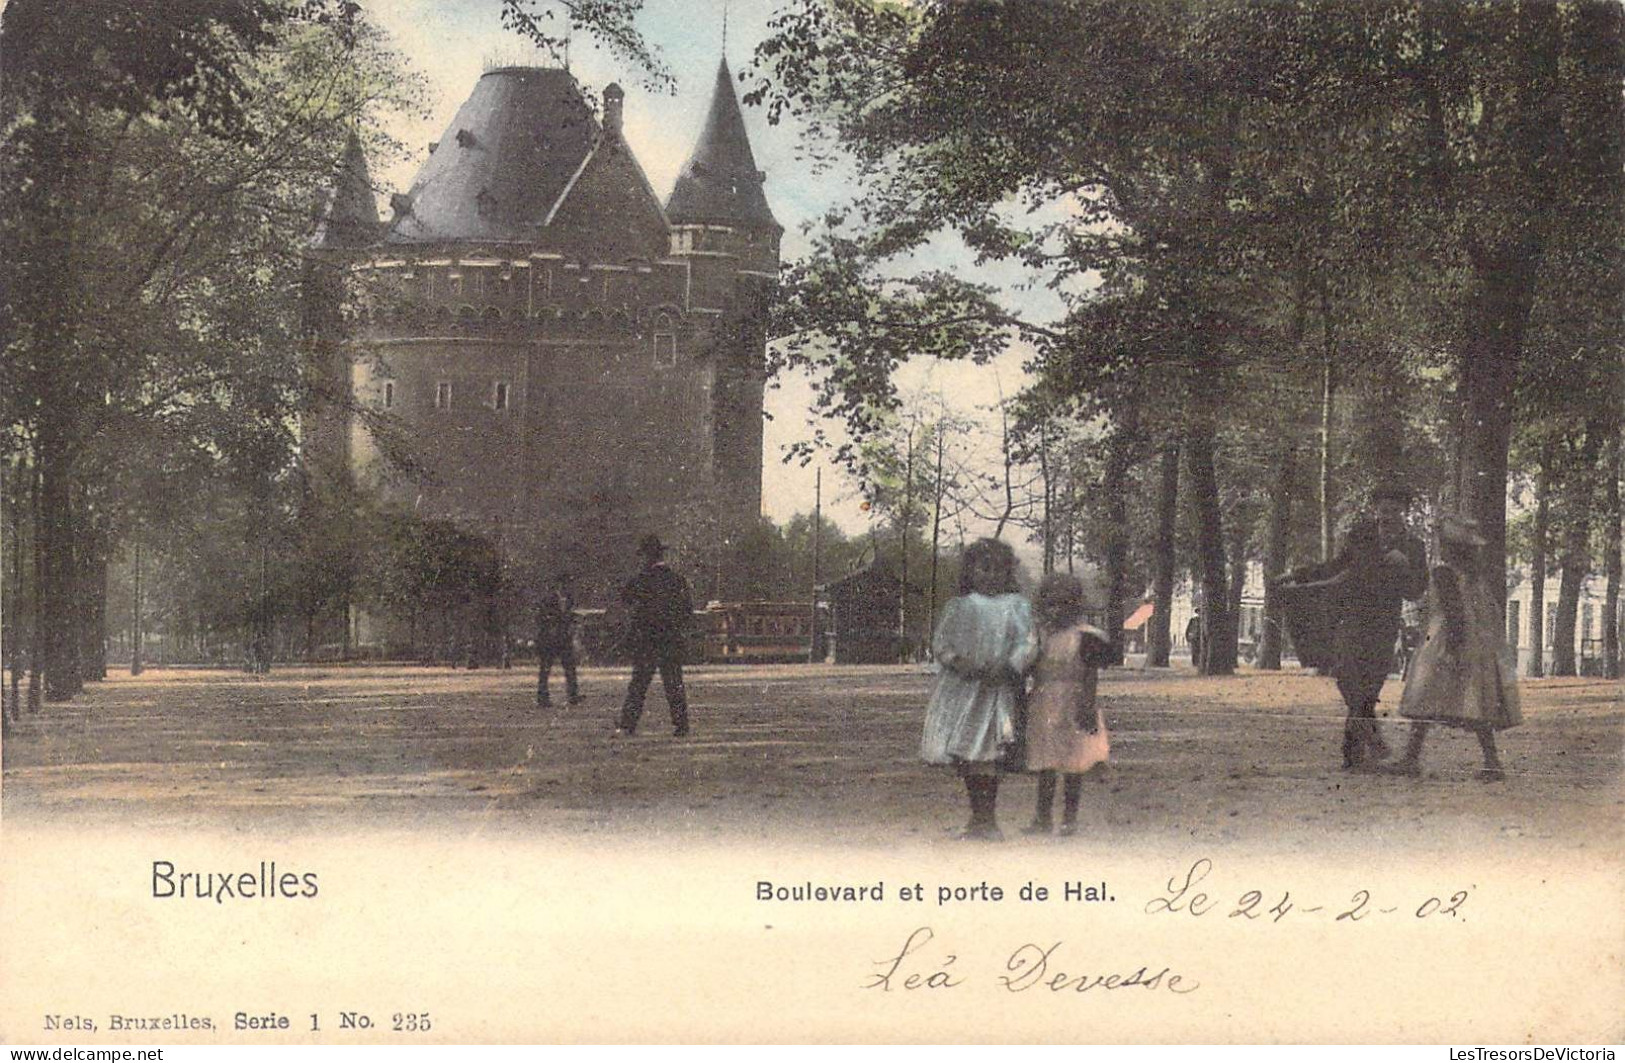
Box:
1147 440 1180 668
899 425 913 658
1226 519 1248 666
1318 304 1337 562
1102 408 1138 667
39 427 82 701
1458 243 1543 613
1186 393 1234 675
131 540 144 676
81 540 108 681
1550 542 1586 677
1259 446 1295 670
1527 455 1550 677
8 454 26 718
1455 0 1562 608
928 443 941 649
1604 430 1621 681
1552 423 1605 677
28 451 42 713
1039 424 1053 575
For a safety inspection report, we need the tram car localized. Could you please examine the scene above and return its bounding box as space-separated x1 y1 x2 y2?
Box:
571 603 817 664
700 602 816 664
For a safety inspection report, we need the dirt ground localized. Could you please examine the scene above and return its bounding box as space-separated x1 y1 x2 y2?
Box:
3 660 1619 858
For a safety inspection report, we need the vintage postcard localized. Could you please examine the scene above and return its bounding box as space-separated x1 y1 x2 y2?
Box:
1 0 1621 1046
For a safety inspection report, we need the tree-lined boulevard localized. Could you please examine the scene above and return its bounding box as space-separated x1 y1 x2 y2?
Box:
2 0 1620 734
4 662 1617 853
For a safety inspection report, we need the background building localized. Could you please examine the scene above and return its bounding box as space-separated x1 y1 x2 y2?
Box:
313 59 779 615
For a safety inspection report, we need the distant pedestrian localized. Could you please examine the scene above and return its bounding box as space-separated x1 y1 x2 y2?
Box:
537 572 583 708
615 535 693 737
921 538 1038 841
1023 572 1112 836
1185 611 1205 670
1387 516 1521 781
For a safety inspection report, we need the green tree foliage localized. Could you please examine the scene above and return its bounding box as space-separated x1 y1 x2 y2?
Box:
1 2 421 696
748 0 1621 673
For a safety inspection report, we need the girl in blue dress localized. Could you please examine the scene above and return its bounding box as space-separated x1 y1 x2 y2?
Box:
921 538 1038 840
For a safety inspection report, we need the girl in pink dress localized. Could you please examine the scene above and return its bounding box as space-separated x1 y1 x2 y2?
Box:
1023 573 1113 835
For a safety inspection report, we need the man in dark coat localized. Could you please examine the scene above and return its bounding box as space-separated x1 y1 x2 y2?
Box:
536 572 582 708
1281 486 1428 770
615 535 693 737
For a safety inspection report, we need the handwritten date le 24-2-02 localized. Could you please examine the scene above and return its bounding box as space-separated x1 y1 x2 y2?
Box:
1146 858 1472 924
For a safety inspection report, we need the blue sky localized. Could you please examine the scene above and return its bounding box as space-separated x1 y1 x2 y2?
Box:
364 0 1060 540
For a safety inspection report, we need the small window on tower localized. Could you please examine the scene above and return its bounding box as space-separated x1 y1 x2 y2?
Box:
493 381 510 411
653 313 677 368
383 381 395 409
435 381 451 410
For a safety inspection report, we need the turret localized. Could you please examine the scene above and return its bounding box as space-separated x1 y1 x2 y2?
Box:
305 129 379 334
665 58 781 274
302 130 379 487
666 57 780 591
311 130 380 251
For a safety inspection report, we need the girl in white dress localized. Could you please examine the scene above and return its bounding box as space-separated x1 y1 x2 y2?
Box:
921 538 1038 840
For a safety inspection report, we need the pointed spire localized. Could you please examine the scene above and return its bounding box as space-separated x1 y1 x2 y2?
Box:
311 130 380 249
665 57 780 232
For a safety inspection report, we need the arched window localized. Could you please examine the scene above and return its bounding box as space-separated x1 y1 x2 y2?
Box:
492 381 510 411
482 306 502 321
653 312 677 368
458 305 478 321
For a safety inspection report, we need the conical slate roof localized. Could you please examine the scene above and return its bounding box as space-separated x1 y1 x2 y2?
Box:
665 59 780 232
310 131 380 249
386 67 603 245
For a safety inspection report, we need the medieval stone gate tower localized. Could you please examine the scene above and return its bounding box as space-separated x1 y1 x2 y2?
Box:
312 59 780 606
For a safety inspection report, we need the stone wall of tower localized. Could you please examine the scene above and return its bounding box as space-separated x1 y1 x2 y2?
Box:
299 256 355 488
347 251 762 605
672 226 779 600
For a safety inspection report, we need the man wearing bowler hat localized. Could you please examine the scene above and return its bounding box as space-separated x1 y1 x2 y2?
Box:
615 534 693 737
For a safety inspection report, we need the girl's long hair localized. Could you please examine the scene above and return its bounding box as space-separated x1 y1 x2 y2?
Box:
958 538 1019 595
1037 572 1088 630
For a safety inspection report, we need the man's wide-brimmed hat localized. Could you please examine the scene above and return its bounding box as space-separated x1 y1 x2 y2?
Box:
637 534 666 559
1437 515 1488 548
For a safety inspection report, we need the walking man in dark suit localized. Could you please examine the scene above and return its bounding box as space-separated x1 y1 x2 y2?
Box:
1280 485 1428 770
615 535 693 737
537 572 583 708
